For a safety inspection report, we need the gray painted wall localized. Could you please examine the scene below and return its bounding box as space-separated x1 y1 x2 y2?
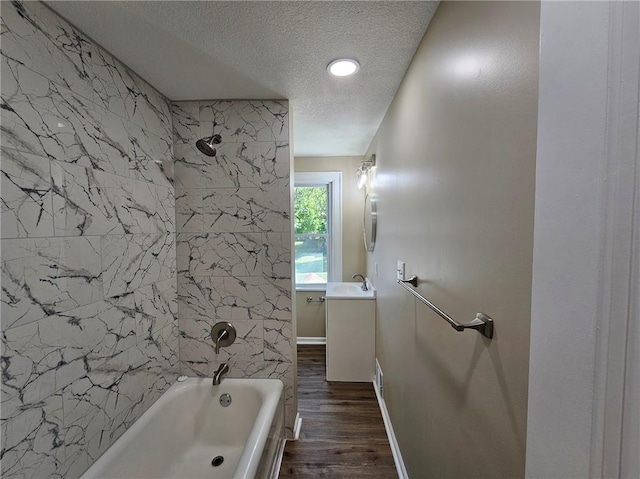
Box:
365 2 540 477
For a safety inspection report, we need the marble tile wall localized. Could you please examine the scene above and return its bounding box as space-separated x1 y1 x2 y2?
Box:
1 2 177 478
171 100 296 436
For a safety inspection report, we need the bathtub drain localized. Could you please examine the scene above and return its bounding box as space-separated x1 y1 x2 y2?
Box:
211 456 224 467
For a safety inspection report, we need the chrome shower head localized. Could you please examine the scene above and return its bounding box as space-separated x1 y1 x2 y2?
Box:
196 134 222 157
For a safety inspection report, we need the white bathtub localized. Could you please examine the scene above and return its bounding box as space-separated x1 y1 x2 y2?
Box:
81 378 284 479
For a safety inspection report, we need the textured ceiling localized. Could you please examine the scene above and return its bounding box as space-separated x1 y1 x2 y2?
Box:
46 1 438 157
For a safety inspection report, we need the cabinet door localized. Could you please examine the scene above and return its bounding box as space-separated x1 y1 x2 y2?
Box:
325 300 375 382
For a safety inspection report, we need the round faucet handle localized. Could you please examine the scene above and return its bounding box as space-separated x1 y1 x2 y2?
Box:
211 322 236 354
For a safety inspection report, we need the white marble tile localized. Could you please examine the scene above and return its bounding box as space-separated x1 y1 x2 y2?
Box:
263 320 293 362
175 188 202 232
1 57 129 176
1 147 54 238
128 123 173 187
125 71 172 142
178 275 292 321
61 377 112 457
155 185 175 233
1 236 103 330
199 100 289 143
68 346 149 425
1 4 178 477
179 318 263 364
90 47 172 141
51 160 172 237
50 161 122 236
142 323 180 380
173 143 205 189
60 356 161 479
1 1 96 103
202 187 290 233
89 46 136 121
0 323 71 408
259 141 290 189
262 231 292 279
179 359 209 377
171 102 200 145
0 299 138 406
62 421 110 479
198 141 290 189
0 392 64 479
101 233 175 298
61 324 177 479
177 232 262 277
131 279 177 343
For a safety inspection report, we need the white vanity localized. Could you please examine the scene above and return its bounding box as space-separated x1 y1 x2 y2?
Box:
324 281 376 382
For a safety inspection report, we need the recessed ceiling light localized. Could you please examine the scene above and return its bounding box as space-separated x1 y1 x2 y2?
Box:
327 58 360 77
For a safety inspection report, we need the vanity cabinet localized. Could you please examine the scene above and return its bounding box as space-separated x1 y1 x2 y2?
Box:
325 296 376 382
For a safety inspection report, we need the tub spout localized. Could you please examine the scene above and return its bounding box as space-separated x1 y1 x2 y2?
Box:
213 363 229 386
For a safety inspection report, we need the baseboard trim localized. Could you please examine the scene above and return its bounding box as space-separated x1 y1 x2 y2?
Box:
296 337 326 345
374 381 409 479
293 412 303 440
271 436 286 479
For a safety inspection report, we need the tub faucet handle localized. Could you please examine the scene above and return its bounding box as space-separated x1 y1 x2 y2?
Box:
213 363 230 386
215 329 228 354
211 322 236 354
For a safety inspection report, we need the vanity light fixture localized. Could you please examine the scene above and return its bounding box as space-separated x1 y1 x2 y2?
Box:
327 58 360 77
356 154 376 190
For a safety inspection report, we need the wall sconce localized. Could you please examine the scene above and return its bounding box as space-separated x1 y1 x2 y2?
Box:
356 154 376 190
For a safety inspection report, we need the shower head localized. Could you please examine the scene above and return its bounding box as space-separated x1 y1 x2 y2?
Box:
196 134 222 157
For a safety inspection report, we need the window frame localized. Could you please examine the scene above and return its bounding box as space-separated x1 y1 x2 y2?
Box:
293 172 342 291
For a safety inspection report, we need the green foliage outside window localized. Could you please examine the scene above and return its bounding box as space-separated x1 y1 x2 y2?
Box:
294 186 328 234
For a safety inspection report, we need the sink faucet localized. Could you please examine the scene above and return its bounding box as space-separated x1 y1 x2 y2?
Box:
352 273 368 291
213 363 229 386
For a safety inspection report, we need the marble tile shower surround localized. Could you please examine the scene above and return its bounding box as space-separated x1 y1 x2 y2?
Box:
1 2 177 478
172 100 296 437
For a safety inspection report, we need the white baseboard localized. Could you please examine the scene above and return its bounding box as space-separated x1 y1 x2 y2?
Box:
374 381 409 479
296 337 326 345
271 436 286 479
293 412 302 440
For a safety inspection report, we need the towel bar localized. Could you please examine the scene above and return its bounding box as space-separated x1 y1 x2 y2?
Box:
398 276 494 339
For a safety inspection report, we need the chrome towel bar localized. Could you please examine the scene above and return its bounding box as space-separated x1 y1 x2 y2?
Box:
397 276 494 339
306 296 326 303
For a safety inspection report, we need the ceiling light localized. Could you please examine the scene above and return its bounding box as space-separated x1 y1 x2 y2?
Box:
327 58 360 77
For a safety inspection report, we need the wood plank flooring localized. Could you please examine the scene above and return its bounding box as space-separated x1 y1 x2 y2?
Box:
279 345 397 478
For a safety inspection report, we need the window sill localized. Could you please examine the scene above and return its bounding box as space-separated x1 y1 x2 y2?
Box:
295 285 327 292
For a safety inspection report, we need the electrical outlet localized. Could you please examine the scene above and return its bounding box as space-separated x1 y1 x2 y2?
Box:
396 260 405 281
376 359 384 396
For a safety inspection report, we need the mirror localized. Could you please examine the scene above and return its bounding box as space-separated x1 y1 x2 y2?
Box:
363 193 377 252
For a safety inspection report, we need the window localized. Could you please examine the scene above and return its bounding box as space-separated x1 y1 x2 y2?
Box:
294 172 342 290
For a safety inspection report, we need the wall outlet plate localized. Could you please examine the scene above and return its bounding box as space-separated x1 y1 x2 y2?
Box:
396 261 405 281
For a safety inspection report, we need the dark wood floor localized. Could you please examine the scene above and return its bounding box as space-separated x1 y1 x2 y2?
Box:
279 345 397 478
